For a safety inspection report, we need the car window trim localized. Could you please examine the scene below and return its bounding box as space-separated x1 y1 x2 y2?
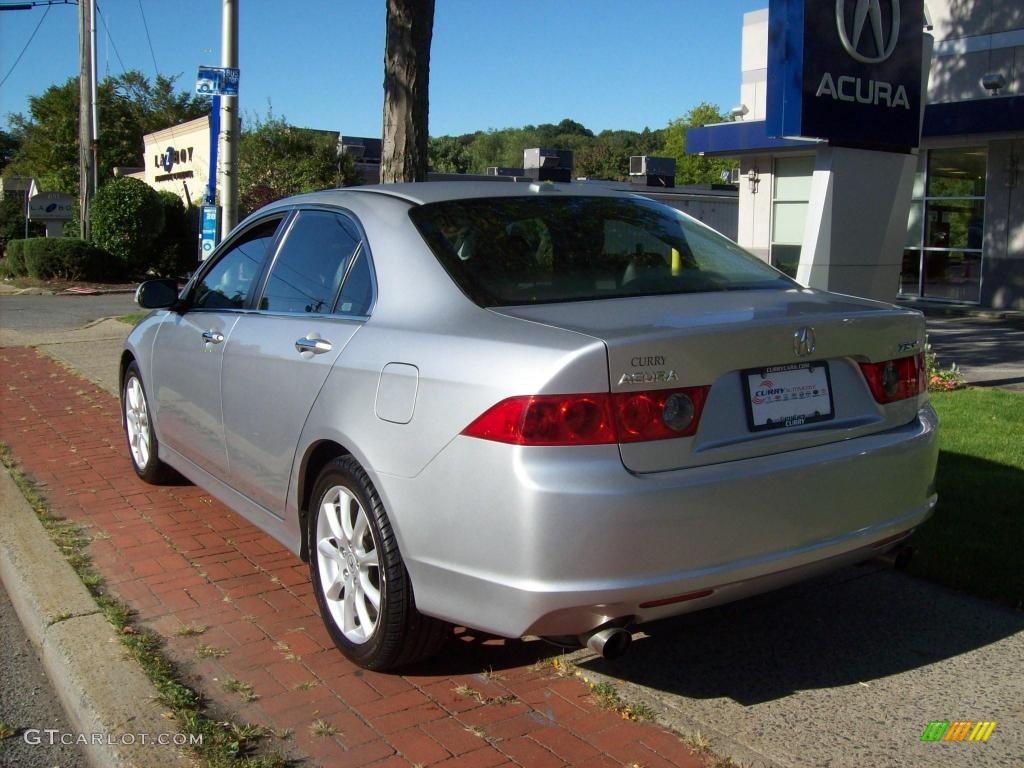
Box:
249 210 299 311
250 204 378 320
183 212 291 312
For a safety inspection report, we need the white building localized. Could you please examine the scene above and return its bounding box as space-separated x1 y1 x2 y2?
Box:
130 116 213 207
688 0 1023 309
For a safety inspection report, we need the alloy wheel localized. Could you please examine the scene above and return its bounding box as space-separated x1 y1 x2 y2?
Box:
124 376 151 469
316 485 382 644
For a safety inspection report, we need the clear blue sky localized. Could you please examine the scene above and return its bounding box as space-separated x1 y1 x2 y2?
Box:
1 0 766 138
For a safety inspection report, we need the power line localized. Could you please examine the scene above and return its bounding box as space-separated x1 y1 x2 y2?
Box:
136 0 158 76
0 1 75 8
0 3 52 89
94 1 126 75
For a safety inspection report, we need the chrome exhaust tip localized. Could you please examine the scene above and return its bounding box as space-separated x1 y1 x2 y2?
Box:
584 627 632 660
894 544 915 571
876 543 915 571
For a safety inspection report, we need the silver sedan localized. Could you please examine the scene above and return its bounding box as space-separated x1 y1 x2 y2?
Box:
122 182 938 670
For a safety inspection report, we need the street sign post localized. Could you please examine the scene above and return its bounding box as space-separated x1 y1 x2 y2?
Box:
195 65 238 243
195 65 240 97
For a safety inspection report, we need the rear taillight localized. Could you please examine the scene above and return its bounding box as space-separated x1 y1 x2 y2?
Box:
460 394 617 445
612 387 708 442
859 353 926 404
461 386 709 446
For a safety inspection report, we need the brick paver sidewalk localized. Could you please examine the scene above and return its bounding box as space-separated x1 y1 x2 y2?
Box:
0 347 706 768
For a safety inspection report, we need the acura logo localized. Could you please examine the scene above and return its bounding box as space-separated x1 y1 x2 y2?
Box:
794 327 816 357
836 0 900 64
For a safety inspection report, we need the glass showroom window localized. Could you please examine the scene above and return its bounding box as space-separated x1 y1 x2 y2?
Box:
902 147 986 302
770 155 815 279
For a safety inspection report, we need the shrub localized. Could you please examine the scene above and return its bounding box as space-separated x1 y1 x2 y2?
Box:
90 177 164 278
925 343 967 392
0 238 27 277
152 191 199 278
22 237 109 281
0 196 44 260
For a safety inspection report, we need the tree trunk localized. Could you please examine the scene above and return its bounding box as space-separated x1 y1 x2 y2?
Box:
381 0 434 183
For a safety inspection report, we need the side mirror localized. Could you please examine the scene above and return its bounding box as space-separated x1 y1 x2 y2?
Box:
135 279 180 309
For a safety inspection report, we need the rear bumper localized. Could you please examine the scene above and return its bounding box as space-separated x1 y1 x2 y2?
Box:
381 403 939 638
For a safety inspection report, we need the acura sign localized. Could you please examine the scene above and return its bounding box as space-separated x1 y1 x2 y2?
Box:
766 0 924 151
836 0 900 64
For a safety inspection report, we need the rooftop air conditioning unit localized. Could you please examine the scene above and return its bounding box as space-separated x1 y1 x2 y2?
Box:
520 148 569 169
630 156 676 176
523 148 573 182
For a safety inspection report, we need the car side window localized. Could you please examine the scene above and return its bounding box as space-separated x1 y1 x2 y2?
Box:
259 211 361 314
336 247 374 316
194 219 281 309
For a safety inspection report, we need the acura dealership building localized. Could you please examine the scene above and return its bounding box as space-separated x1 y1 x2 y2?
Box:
688 0 1023 309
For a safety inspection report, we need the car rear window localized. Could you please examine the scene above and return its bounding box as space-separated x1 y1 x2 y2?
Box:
409 195 794 306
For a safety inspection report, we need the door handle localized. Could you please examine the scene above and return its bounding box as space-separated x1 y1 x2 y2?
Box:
295 337 333 355
202 330 225 344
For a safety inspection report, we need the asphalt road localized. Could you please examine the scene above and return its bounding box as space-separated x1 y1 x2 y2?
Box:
571 563 1024 768
0 292 138 334
924 315 1024 390
0 581 86 768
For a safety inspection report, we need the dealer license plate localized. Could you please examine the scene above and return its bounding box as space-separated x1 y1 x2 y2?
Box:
743 361 834 432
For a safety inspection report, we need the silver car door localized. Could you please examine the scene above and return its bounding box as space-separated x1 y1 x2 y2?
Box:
221 209 374 515
151 217 284 476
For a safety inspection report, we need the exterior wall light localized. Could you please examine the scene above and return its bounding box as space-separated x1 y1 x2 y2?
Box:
981 72 1006 95
747 167 760 193
730 104 749 118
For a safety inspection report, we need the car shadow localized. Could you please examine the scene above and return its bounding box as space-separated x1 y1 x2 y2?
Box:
403 628 564 676
574 563 1024 706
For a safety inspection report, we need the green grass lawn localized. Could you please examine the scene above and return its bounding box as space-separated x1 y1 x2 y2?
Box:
115 313 148 326
907 388 1024 609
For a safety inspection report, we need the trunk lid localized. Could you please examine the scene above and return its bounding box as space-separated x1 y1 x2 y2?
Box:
492 288 927 473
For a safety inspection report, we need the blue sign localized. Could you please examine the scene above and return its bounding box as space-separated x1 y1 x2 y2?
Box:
196 66 240 97
766 0 924 151
200 205 220 260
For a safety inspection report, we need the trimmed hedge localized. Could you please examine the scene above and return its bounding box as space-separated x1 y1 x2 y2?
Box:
0 239 27 277
153 191 199 278
90 177 164 278
20 238 110 281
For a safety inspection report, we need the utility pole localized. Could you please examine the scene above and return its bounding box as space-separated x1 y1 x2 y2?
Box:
77 0 97 239
219 0 239 237
89 0 98 193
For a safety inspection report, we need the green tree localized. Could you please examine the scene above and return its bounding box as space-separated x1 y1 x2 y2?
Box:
238 116 359 215
4 72 206 195
0 130 20 173
466 130 512 172
0 195 43 258
429 135 471 173
661 103 737 185
452 120 665 177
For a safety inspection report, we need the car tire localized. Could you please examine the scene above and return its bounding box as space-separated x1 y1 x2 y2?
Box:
308 456 450 670
122 361 175 484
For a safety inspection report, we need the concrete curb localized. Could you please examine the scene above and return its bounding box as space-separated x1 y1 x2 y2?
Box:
0 468 195 768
